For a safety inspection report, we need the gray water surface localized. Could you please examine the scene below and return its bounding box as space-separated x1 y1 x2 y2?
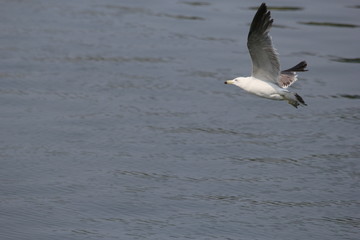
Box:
1 0 360 239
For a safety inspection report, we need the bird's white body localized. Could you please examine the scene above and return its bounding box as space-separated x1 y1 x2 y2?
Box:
230 77 285 100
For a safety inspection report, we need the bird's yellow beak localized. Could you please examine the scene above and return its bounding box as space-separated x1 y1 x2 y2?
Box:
224 80 235 84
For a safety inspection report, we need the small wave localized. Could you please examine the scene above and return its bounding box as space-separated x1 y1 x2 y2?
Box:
330 57 360 64
181 2 211 7
249 6 304 11
299 21 359 28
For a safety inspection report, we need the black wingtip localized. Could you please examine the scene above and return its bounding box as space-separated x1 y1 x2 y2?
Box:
259 3 268 13
282 61 308 73
295 93 307 106
248 2 272 38
258 3 268 13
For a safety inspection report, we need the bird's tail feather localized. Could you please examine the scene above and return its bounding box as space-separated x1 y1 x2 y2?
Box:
281 61 308 73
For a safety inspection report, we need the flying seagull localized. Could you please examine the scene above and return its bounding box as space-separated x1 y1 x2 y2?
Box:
225 3 308 108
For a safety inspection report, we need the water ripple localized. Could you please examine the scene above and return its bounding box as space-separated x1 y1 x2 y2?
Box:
64 56 172 63
249 6 304 11
330 57 360 64
299 21 359 28
181 1 211 7
321 217 360 227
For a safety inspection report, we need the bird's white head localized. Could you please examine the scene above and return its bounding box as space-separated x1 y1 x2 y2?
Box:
224 77 246 87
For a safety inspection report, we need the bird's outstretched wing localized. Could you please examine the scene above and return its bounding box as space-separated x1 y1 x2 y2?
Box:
247 3 280 83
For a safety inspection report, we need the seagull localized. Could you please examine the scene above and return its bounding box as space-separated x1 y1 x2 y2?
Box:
224 3 308 108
